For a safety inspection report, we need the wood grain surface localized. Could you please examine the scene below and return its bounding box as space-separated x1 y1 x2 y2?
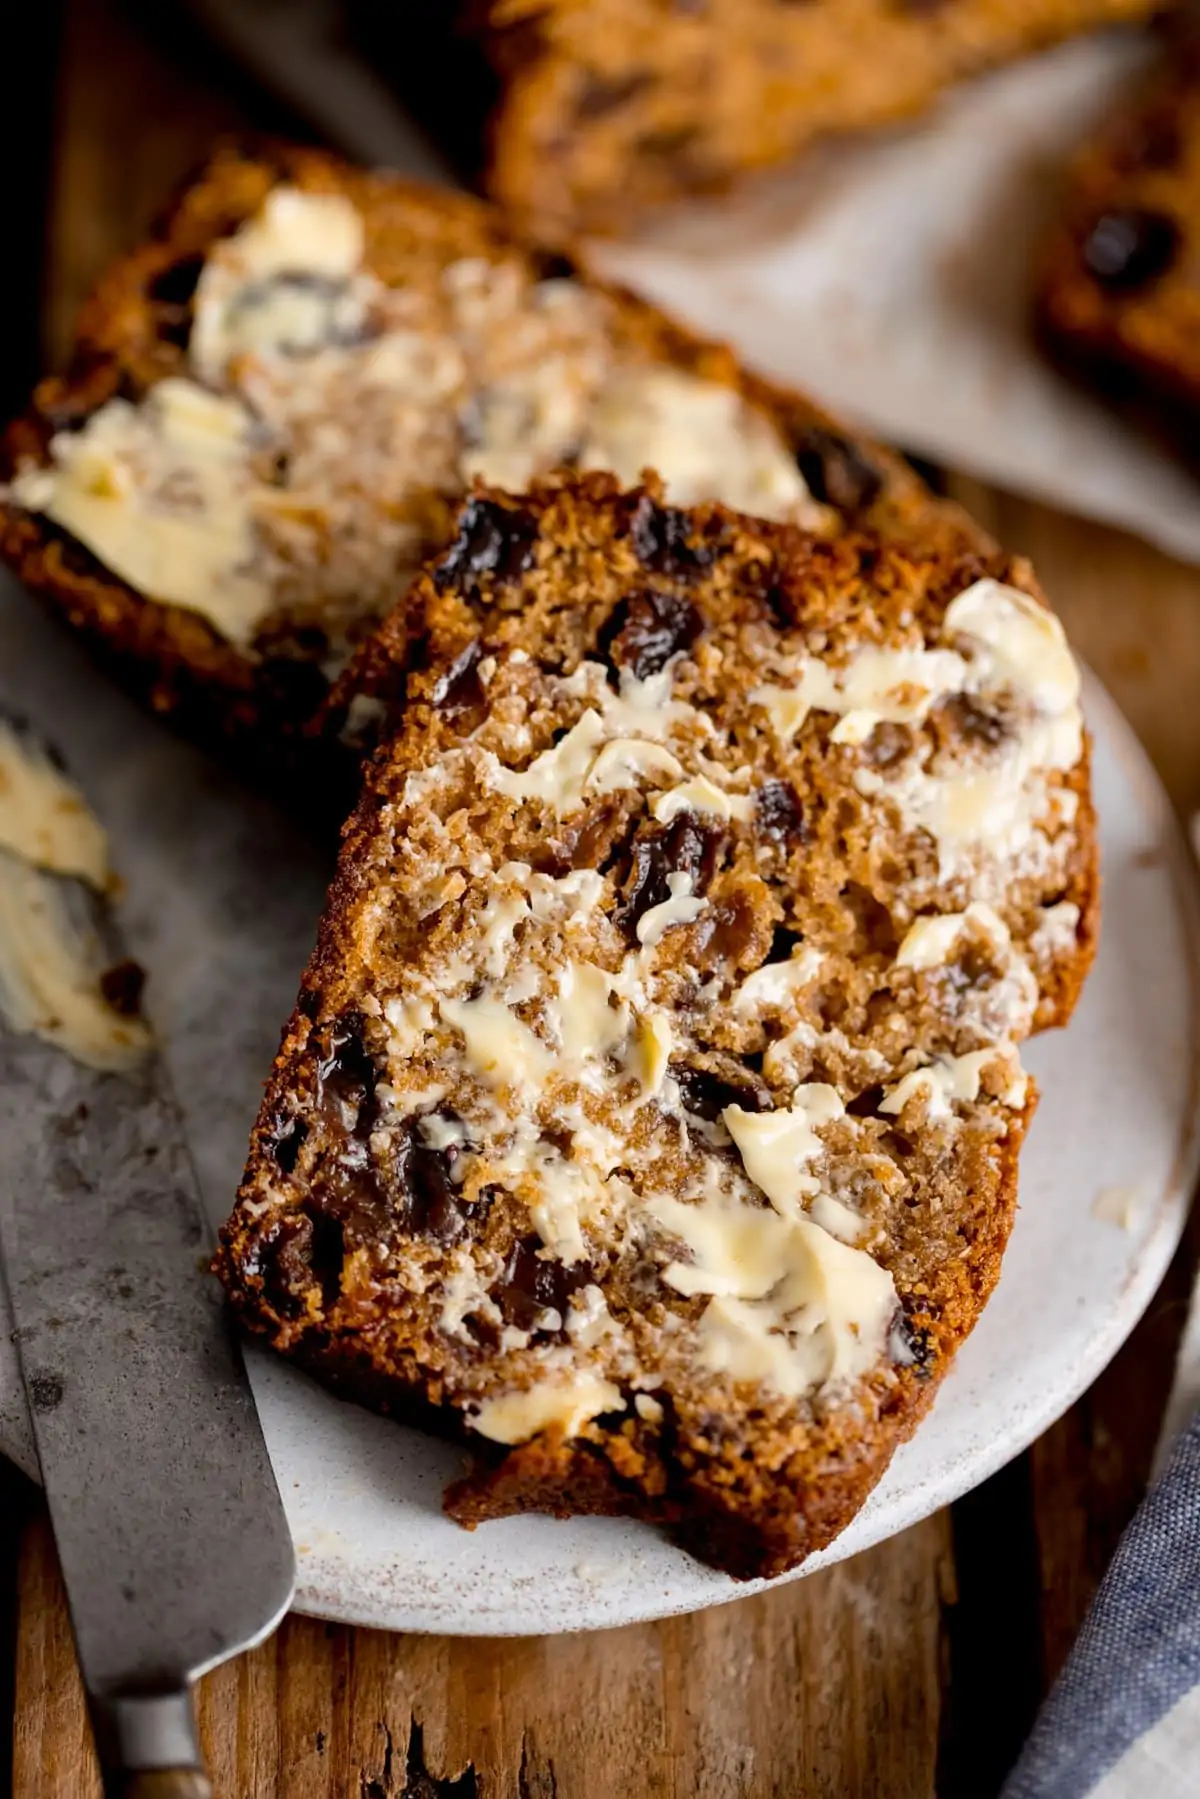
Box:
4 3 1199 1795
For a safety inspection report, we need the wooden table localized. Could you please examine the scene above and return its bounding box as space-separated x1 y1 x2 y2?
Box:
3 4 1200 1793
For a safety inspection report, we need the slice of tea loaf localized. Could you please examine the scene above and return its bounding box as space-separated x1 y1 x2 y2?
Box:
1037 16 1200 469
352 0 1160 240
0 141 960 770
216 475 1097 1578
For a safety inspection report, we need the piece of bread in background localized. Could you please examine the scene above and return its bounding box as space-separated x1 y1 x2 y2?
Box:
351 0 1163 239
1 140 972 775
1038 13 1200 467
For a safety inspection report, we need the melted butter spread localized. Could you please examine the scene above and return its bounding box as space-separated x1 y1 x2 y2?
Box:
752 644 968 745
559 661 694 740
588 737 684 795
12 188 821 657
0 722 149 1071
636 871 706 947
880 1044 1027 1120
892 906 1040 1038
552 961 628 1062
190 186 366 381
0 715 110 887
651 775 755 824
731 945 823 1014
648 1190 896 1398
723 1085 846 1214
440 995 552 1091
755 579 1084 882
459 345 605 493
894 903 1010 971
13 380 273 649
893 714 1082 875
0 854 151 1072
575 366 816 519
943 578 1079 714
485 1131 611 1266
489 664 720 818
471 1373 625 1445
628 1010 673 1095
490 710 609 813
1031 900 1081 964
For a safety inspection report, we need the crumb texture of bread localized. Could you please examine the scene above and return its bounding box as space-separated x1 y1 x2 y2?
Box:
0 141 960 760
396 0 1161 237
1038 17 1200 460
216 477 1098 1579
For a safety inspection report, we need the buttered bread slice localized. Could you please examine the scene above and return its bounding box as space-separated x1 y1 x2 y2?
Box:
216 476 1097 1578
0 141 967 771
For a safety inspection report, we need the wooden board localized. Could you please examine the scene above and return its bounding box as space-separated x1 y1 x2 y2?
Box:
4 3 1199 1793
12 1507 952 1798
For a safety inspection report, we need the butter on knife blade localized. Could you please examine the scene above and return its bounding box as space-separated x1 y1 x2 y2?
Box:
0 709 293 1796
0 710 150 1071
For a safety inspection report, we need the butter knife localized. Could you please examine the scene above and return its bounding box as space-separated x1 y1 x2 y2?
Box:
0 747 294 1796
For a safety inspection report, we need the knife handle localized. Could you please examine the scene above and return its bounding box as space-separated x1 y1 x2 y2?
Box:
93 1690 211 1799
113 1775 212 1799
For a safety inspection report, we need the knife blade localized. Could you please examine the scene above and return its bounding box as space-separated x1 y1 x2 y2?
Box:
0 771 294 1794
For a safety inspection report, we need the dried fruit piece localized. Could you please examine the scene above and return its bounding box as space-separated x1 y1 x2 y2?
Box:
793 427 883 514
315 1012 378 1122
862 722 913 769
628 494 713 577
531 250 577 282
305 1014 392 1233
1117 110 1183 176
620 812 724 940
99 958 146 1017
496 1236 595 1331
599 589 702 680
891 1308 935 1374
432 639 486 716
147 253 206 347
435 497 538 591
397 1128 481 1242
942 694 1008 749
756 780 808 844
264 1110 308 1176
251 1213 321 1316
147 254 206 308
674 1060 768 1121
1081 208 1180 293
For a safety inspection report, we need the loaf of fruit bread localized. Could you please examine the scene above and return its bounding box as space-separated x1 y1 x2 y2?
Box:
215 474 1098 1578
1038 15 1200 463
0 140 965 769
351 0 1160 238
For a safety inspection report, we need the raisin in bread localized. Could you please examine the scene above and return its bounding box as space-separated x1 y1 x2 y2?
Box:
0 140 959 771
1038 15 1200 464
215 476 1097 1578
352 0 1160 239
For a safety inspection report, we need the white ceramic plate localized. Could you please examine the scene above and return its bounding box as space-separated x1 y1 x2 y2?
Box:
1 571 1197 1636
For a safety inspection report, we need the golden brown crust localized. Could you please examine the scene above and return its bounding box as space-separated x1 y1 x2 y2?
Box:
0 139 969 769
1037 15 1200 460
217 475 1096 1579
